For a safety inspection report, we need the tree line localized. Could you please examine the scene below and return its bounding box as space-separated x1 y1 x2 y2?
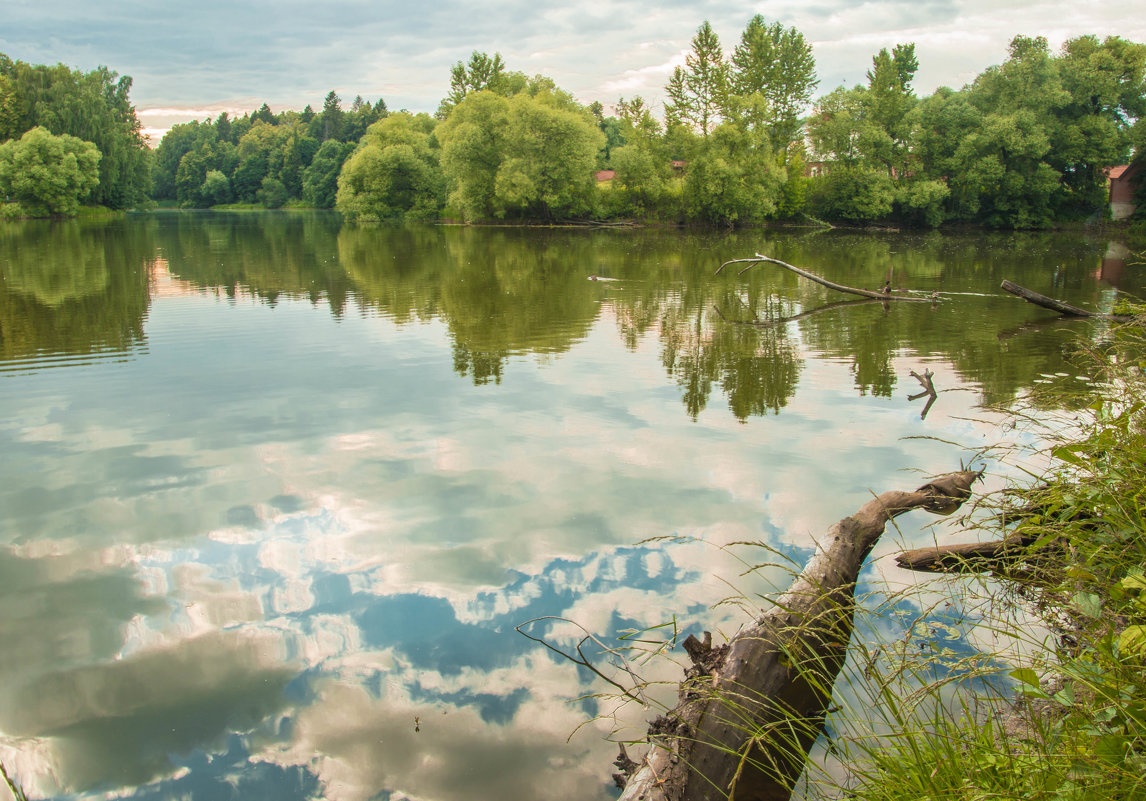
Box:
3 20 1145 228
332 21 1146 228
0 54 150 217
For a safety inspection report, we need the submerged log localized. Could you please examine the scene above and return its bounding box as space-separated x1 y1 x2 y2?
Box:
1001 280 1135 323
617 470 981 801
717 254 935 302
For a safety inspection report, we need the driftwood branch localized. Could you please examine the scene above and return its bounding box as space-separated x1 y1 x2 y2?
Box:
895 529 1063 574
907 369 938 420
616 470 981 801
717 255 935 303
1001 280 1135 323
516 617 649 704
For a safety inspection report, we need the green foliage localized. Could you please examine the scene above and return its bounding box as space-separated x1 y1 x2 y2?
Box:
0 126 101 217
683 121 785 225
258 176 288 209
0 56 149 209
807 166 895 222
335 112 445 220
438 52 509 119
437 85 604 221
837 316 1146 801
893 178 949 227
201 169 232 206
806 33 1144 228
302 140 353 208
729 15 818 154
666 21 729 136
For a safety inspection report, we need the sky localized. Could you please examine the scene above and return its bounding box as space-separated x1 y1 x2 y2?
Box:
2 0 1143 142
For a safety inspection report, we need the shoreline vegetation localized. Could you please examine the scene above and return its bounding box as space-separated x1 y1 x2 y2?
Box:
580 303 1146 800
3 20 1145 230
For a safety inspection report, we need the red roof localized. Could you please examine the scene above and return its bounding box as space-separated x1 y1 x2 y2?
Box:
595 169 616 182
1108 165 1130 180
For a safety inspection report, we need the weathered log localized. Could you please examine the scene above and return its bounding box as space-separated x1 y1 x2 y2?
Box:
617 470 981 801
897 532 1030 573
717 254 934 302
1000 280 1135 323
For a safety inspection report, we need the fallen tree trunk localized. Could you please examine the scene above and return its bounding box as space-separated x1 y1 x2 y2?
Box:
717 254 935 302
1000 280 1135 323
616 470 981 801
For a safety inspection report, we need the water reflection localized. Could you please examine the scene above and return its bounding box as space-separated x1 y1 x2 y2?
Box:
1 213 1141 801
0 219 153 369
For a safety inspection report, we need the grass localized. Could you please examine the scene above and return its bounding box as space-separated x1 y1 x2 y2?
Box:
822 313 1146 801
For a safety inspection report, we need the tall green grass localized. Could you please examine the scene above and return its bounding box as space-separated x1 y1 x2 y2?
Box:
825 316 1146 801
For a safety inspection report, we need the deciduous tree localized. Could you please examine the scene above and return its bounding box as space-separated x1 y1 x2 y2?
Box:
0 126 100 216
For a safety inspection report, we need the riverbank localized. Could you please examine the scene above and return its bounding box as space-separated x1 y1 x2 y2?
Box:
831 314 1146 800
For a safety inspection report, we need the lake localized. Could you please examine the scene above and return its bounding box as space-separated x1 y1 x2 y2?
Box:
0 212 1137 800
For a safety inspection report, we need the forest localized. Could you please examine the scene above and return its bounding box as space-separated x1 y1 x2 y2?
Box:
2 17 1145 229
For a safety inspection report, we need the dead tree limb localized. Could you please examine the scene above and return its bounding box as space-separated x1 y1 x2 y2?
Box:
616 470 981 801
895 529 1062 574
1000 280 1135 323
717 255 934 302
908 369 938 420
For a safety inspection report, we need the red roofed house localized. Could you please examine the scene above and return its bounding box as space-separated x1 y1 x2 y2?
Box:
1109 164 1140 220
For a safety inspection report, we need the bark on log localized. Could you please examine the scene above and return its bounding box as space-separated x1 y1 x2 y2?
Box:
896 529 1061 574
897 533 1027 573
1000 280 1135 323
717 255 935 303
617 470 981 801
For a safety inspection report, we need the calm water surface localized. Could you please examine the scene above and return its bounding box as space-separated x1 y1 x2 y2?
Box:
0 212 1138 800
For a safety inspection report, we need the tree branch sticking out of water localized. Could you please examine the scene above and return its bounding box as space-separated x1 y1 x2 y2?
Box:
908 369 938 420
571 470 980 801
716 254 936 302
1000 279 1137 323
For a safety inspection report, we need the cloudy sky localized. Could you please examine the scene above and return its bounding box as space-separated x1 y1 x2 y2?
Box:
3 0 1142 140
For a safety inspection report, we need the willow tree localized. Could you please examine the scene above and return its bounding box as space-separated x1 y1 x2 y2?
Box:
0 126 101 217
335 112 445 220
437 81 604 220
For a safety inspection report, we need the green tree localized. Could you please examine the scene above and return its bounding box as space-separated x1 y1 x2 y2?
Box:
684 121 785 225
729 15 818 154
258 176 288 208
438 52 508 118
201 169 232 206
320 91 343 141
864 44 919 176
437 83 604 220
302 140 354 208
0 126 100 216
336 112 445 220
666 21 729 136
0 59 149 209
